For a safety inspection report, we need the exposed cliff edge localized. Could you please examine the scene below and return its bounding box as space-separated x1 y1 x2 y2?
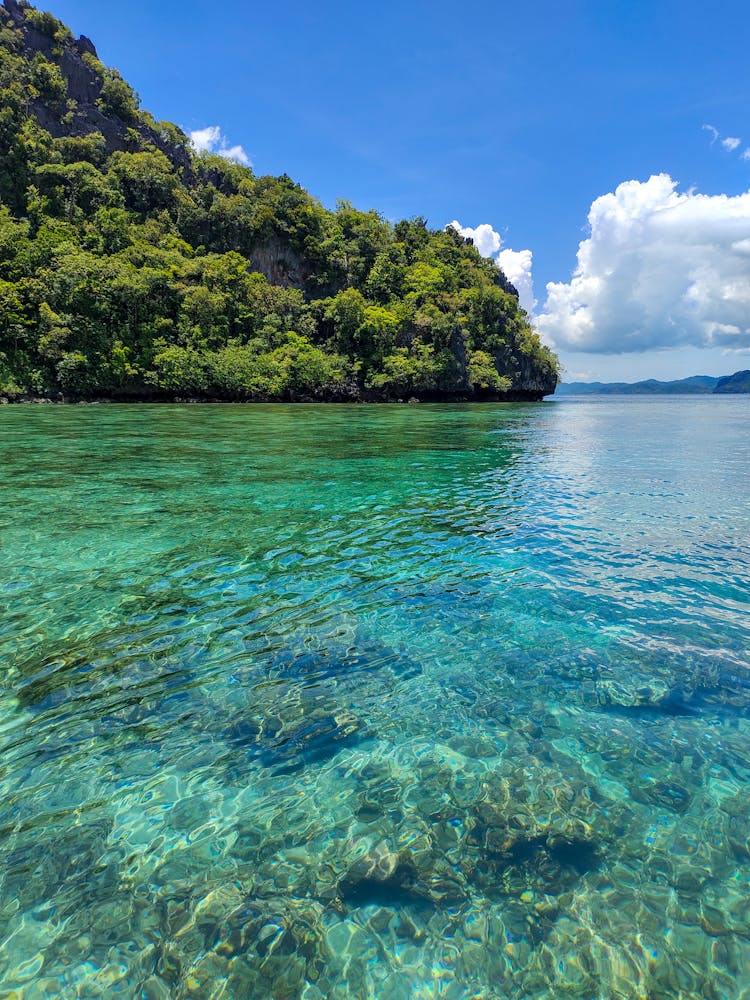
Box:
2 0 193 172
0 1 559 402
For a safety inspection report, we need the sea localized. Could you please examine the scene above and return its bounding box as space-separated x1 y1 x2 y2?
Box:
0 397 748 999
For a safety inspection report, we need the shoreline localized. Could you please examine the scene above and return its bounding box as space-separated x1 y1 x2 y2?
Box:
0 389 553 405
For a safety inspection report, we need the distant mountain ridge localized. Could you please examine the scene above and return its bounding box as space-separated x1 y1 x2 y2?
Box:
555 372 750 395
714 370 750 393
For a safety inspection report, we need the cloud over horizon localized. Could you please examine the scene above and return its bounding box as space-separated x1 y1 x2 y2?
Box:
537 174 750 354
447 221 536 314
189 126 251 167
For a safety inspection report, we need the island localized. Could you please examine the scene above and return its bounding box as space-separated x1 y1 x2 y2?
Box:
0 0 559 403
555 372 750 395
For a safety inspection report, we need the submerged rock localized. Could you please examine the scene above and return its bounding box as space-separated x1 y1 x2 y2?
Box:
595 676 690 713
169 896 330 1000
265 635 423 686
225 700 366 774
631 777 692 813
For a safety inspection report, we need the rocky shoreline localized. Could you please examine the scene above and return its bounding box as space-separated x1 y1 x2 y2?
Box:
0 389 553 405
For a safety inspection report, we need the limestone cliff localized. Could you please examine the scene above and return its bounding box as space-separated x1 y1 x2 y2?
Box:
3 0 193 172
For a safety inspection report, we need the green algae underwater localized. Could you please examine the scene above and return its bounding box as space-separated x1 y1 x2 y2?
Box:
0 397 749 1000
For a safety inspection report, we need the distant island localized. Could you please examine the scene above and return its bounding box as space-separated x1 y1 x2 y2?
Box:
0 0 558 403
555 371 750 396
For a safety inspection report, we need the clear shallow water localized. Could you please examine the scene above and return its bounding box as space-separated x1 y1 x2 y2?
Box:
0 398 748 1000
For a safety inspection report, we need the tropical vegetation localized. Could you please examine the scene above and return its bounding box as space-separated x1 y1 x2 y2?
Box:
0 0 559 400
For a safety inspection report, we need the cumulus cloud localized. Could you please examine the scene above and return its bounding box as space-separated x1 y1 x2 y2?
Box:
447 220 536 314
742 149 750 161
497 249 536 314
447 220 501 257
722 136 742 152
189 125 251 167
537 174 750 354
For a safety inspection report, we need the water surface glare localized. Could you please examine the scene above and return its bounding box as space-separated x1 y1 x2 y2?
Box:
1 399 749 999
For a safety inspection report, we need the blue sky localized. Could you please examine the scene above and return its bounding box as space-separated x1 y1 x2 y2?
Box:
47 0 750 381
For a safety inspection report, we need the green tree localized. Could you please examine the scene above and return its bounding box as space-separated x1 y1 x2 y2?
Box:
108 151 177 214
323 287 366 353
56 350 94 392
97 70 139 122
34 161 115 220
30 54 67 102
468 350 510 392
270 332 348 393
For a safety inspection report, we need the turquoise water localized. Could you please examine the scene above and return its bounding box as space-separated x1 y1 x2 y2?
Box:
0 398 748 999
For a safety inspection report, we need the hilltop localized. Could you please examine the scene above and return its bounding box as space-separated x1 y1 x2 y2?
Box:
0 0 558 402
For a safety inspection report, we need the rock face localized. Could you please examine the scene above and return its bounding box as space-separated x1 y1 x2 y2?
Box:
75 34 97 58
249 237 311 289
3 0 193 173
496 347 559 398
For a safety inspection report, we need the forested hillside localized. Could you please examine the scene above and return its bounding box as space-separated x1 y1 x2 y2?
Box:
0 0 559 401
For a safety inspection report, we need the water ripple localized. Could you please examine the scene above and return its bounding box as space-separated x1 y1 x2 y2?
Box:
0 399 748 999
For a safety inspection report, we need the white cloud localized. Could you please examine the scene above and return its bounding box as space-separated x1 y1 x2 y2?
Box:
189 125 251 167
190 125 221 152
703 123 719 144
447 220 536 314
497 248 536 314
447 220 501 257
704 124 748 161
537 174 750 354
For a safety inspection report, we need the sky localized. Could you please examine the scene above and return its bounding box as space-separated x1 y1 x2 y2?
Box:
45 0 750 381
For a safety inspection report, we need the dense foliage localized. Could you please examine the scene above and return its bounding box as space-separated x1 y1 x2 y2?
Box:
0 1 558 400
